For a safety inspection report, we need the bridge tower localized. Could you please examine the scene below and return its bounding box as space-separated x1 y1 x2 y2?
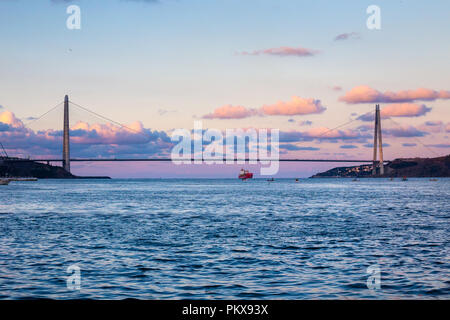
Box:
63 95 70 173
372 104 384 175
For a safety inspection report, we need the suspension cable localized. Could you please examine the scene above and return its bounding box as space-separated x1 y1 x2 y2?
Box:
314 107 375 139
24 101 64 127
385 117 440 157
69 100 150 141
0 141 8 158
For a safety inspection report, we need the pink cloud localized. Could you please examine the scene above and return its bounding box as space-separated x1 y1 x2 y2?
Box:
0 109 172 159
279 127 369 143
239 46 319 57
302 127 362 140
381 103 431 118
70 121 150 145
334 32 360 41
202 105 259 119
260 96 326 116
203 97 326 119
340 85 450 104
418 121 445 133
358 103 432 121
0 110 24 128
384 125 428 137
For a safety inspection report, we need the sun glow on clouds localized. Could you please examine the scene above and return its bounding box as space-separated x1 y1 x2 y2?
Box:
261 97 326 116
203 97 326 119
1 104 448 163
0 110 172 158
239 46 319 57
0 111 23 128
340 86 450 104
358 103 432 121
203 105 258 119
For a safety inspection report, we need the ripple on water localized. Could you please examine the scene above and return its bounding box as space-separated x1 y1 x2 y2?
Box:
0 178 449 299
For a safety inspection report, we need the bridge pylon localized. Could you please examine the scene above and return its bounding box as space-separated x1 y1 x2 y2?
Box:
63 95 70 173
372 104 384 175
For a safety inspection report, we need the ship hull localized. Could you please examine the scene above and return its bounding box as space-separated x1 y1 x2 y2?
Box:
238 173 253 180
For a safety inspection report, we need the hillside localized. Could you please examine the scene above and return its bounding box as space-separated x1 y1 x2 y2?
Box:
0 159 110 179
311 155 450 178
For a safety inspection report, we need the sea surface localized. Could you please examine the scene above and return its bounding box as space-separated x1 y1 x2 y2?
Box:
0 178 449 299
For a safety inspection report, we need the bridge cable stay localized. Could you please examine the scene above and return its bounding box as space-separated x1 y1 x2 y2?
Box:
385 117 440 157
0 141 8 158
313 108 375 139
10 100 384 163
71 100 376 140
305 107 376 161
24 101 64 127
69 100 151 141
1 102 63 159
69 100 379 162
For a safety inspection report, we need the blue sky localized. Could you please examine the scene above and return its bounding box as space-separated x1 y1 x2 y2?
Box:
0 0 449 177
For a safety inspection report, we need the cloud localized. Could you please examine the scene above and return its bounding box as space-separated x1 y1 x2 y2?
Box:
332 86 342 91
426 144 450 148
0 110 25 128
239 46 319 57
279 127 370 143
299 120 313 126
357 123 430 138
0 110 173 159
381 103 431 118
418 120 445 133
357 103 432 121
363 143 391 148
402 143 417 147
157 108 177 116
340 145 358 149
260 97 326 116
334 32 360 41
279 144 320 151
302 127 366 140
340 86 450 104
202 105 259 119
383 126 428 137
203 97 326 119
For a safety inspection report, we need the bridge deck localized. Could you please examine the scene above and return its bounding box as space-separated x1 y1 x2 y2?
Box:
4 158 387 163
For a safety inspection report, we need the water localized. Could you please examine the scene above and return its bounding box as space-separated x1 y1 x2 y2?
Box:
0 178 449 299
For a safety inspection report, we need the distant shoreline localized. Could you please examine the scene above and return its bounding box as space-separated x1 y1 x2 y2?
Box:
311 155 450 178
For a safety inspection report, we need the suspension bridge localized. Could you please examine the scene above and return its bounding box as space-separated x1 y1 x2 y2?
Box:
1 95 392 175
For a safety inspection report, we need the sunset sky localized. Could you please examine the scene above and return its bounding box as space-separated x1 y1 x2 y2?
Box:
0 0 449 177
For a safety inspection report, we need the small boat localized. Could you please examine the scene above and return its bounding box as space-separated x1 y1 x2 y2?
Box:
295 178 299 182
402 177 408 181
267 178 275 182
238 169 253 180
0 179 10 185
352 178 360 182
429 178 438 181
389 177 394 181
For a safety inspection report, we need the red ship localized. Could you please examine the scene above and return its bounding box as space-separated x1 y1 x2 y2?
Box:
238 169 253 180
